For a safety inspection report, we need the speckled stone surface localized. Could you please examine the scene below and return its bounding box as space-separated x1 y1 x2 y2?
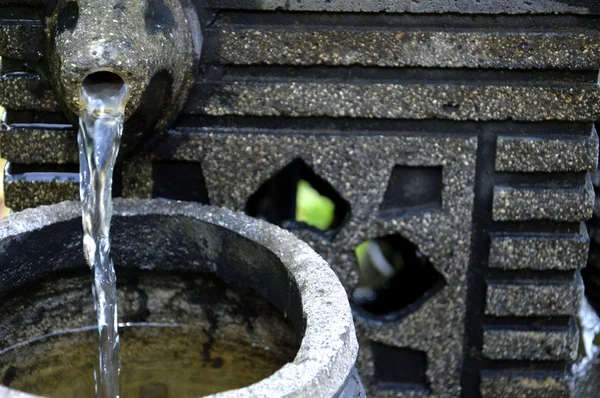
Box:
482 326 578 361
495 131 599 172
0 76 59 112
4 179 79 210
485 274 584 317
204 0 600 14
488 231 590 271
0 200 361 398
7 14 600 71
121 156 153 199
210 29 600 70
492 176 595 222
145 128 478 397
0 23 43 60
190 82 600 121
480 371 573 398
0 127 77 164
6 77 599 122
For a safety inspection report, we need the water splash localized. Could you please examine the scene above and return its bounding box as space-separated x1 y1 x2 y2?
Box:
78 72 127 398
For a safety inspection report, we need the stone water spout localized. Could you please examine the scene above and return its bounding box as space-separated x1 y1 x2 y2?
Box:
46 0 201 153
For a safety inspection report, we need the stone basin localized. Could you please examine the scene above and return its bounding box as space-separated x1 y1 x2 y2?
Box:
0 199 362 397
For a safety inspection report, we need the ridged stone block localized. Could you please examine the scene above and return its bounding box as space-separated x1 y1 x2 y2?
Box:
482 323 578 361
495 126 599 172
480 370 573 398
492 175 594 222
488 225 589 271
485 272 583 317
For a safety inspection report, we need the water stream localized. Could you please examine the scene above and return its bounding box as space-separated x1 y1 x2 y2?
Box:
78 72 127 398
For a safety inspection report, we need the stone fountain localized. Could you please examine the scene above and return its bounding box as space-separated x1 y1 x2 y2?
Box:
2 0 600 397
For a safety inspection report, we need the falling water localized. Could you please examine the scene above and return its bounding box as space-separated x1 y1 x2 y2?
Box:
78 72 127 398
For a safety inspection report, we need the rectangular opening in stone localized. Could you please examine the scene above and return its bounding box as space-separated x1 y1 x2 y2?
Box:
379 166 443 217
151 161 209 204
371 342 430 393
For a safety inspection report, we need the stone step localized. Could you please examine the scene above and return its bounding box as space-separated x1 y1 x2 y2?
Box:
485 271 583 317
495 124 599 172
489 223 589 271
492 172 595 222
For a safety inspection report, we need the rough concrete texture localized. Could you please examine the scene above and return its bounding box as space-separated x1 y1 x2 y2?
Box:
4 179 79 211
495 131 599 172
121 156 153 199
191 82 600 122
480 371 573 398
0 76 59 112
482 326 579 361
209 29 600 70
485 274 584 317
0 127 77 165
7 14 600 71
203 0 600 14
0 200 361 398
6 76 599 123
492 176 595 222
145 128 478 397
488 231 590 271
0 23 43 60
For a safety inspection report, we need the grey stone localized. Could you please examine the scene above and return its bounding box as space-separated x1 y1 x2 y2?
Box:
0 127 78 165
1 1 596 395
190 81 600 122
203 0 599 14
4 179 79 211
480 371 573 398
46 0 201 136
482 325 579 361
492 175 595 222
0 22 43 60
0 76 59 112
489 229 590 271
495 129 599 172
485 273 584 317
0 199 361 398
149 128 478 397
209 28 600 70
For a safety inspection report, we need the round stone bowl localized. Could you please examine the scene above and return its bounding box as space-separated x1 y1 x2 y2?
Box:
0 199 362 397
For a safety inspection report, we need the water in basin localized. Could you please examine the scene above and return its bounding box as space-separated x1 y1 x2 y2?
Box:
0 271 299 398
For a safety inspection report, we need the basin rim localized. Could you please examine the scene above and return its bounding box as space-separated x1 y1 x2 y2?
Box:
0 199 358 398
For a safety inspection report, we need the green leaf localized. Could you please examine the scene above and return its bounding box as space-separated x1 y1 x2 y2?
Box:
296 179 335 231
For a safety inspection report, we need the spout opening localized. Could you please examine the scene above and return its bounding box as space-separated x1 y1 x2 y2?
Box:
80 71 128 117
82 71 126 100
